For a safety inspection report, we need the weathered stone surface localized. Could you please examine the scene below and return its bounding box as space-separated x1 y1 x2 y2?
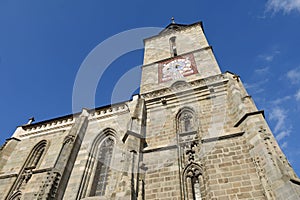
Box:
0 21 299 200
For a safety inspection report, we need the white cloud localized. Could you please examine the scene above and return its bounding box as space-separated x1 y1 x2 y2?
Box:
276 130 291 141
258 54 274 62
271 95 291 105
244 79 269 89
266 0 300 13
286 67 300 84
269 107 287 133
295 89 300 101
244 83 265 94
244 79 269 94
265 56 274 61
255 66 270 75
269 107 292 141
258 51 280 62
281 141 288 149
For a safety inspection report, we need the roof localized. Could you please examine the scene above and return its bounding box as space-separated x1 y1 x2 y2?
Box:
144 21 203 42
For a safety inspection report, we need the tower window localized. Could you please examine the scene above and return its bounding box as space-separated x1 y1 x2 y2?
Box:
183 164 203 200
170 36 177 57
177 109 196 133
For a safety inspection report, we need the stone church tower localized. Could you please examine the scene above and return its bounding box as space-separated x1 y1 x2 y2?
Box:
0 20 300 200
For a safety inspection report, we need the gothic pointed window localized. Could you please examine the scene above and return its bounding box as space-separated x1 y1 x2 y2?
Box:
177 108 196 133
170 36 177 57
8 190 22 200
26 140 47 169
7 140 47 199
183 164 204 200
90 137 114 196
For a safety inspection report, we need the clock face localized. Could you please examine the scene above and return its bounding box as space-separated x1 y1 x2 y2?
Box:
162 58 192 78
159 54 198 82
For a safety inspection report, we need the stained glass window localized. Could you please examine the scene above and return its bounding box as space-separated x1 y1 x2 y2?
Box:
90 137 114 196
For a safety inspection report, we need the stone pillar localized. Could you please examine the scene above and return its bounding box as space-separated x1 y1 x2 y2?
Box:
56 109 89 199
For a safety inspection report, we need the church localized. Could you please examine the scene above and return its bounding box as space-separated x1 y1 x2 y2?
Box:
0 20 300 200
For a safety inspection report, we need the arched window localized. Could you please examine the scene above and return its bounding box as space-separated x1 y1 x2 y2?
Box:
8 190 22 200
183 163 204 200
7 140 47 199
25 140 47 169
90 137 115 196
177 108 196 133
169 36 177 57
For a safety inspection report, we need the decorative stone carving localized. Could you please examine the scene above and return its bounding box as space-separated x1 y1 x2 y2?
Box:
259 127 297 179
186 141 197 163
180 141 199 168
35 171 61 199
23 169 32 184
141 74 228 99
253 156 275 199
232 74 240 82
179 112 194 133
16 169 33 191
90 104 130 121
63 135 75 145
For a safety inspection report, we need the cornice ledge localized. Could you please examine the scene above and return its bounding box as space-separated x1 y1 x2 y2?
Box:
142 144 177 153
90 104 130 120
234 110 265 127
22 118 74 133
202 131 245 143
19 125 72 138
122 130 143 143
141 74 228 100
290 177 300 185
0 172 18 179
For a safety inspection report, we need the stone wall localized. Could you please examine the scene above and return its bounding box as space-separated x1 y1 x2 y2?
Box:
143 23 209 65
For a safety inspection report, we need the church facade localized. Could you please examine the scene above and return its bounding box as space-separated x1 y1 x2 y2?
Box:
0 21 300 200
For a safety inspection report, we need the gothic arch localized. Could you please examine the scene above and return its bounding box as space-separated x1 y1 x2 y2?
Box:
6 140 48 200
90 128 117 149
90 137 115 196
171 80 189 90
176 107 197 133
25 140 47 169
79 128 117 198
182 163 205 200
8 190 22 200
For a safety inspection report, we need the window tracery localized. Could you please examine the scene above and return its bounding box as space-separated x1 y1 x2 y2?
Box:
177 108 196 133
7 140 47 199
183 163 203 200
26 141 46 169
90 137 115 197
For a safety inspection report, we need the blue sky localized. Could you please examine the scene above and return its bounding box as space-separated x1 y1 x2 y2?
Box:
0 0 300 175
